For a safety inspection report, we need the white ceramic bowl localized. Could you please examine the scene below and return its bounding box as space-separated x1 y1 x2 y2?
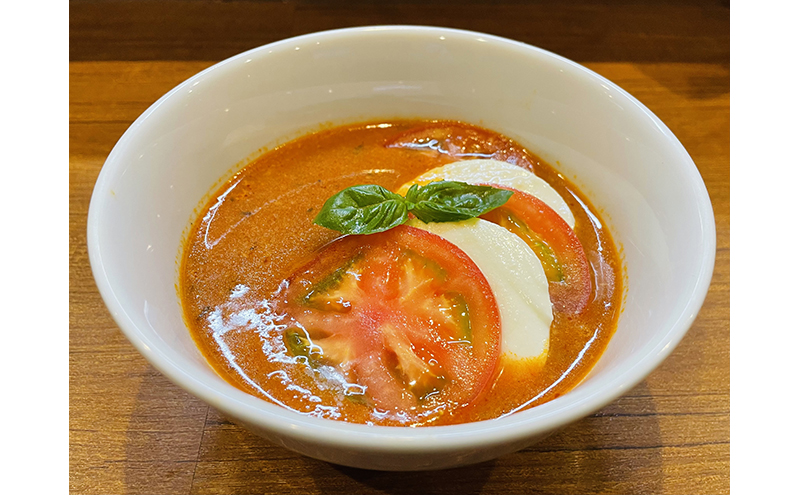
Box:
87 26 715 471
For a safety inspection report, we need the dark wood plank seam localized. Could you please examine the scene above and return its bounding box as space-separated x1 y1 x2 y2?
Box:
71 428 209 434
69 120 139 125
592 411 729 418
620 392 731 399
527 440 729 453
189 405 212 494
96 459 199 464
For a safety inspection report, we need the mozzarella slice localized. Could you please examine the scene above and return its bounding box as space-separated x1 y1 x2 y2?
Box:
408 218 552 362
398 158 575 229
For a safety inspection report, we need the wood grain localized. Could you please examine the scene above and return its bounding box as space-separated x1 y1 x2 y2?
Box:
69 0 730 64
69 2 729 493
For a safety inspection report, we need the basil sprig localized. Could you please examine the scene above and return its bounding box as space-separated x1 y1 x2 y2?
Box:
313 181 513 235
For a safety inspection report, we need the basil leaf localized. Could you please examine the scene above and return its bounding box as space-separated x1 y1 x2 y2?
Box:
313 184 409 235
406 181 513 223
314 180 513 234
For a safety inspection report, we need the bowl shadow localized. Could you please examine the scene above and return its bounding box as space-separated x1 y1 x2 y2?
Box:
301 383 665 494
121 367 665 494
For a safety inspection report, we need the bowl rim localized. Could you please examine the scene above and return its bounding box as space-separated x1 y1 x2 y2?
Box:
87 24 716 454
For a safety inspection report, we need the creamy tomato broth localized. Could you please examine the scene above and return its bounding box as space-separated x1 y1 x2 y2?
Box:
180 120 622 426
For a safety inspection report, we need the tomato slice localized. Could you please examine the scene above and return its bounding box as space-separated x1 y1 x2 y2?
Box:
480 187 592 314
385 122 537 170
275 225 501 415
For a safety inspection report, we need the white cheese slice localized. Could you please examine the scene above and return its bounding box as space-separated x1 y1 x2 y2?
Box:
399 158 575 229
408 218 552 362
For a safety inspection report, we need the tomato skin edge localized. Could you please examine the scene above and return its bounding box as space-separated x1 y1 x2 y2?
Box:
479 185 592 314
385 226 503 399
384 122 539 172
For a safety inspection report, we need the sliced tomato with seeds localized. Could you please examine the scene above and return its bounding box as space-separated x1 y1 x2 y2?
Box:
480 187 592 314
385 122 537 170
275 225 501 414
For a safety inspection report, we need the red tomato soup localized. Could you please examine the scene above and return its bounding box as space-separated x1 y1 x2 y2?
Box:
180 120 622 426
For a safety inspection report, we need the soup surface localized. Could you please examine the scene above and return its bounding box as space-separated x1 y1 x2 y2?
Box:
180 120 622 426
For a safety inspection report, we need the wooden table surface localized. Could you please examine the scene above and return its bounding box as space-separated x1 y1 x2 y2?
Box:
69 1 730 493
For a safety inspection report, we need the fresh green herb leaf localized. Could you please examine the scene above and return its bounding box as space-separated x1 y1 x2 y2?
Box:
313 184 408 235
314 181 513 235
405 181 513 223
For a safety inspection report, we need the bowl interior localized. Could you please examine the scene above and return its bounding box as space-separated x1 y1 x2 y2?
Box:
88 26 714 452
